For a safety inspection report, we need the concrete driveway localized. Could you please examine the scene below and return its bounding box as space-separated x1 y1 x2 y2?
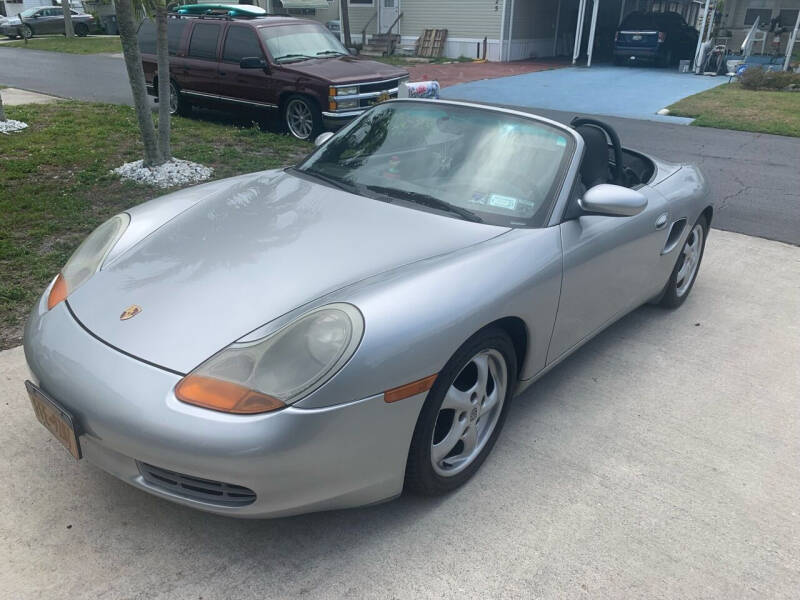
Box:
442 65 727 122
1 230 798 599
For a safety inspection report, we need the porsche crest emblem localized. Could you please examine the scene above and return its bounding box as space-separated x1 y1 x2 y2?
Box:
120 305 142 321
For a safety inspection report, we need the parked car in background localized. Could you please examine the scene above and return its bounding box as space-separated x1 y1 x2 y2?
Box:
614 11 698 66
1 6 94 39
326 19 342 41
137 13 409 140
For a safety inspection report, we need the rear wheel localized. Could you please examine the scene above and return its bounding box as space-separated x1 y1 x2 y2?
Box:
167 80 192 117
283 95 322 141
659 215 708 308
405 328 517 495
74 23 89 37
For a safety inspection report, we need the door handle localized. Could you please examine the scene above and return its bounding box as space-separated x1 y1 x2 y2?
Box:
655 213 668 230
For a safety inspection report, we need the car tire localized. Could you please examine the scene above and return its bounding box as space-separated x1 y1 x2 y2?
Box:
405 327 518 496
74 23 89 37
21 24 33 39
167 80 192 117
282 94 322 141
659 215 708 309
659 49 673 68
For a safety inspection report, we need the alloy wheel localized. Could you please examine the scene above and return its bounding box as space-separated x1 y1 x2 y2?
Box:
169 83 179 115
286 98 314 139
676 223 703 297
430 349 508 477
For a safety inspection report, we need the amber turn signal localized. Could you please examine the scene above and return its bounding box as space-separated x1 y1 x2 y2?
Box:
175 375 286 414
384 374 438 403
47 273 68 310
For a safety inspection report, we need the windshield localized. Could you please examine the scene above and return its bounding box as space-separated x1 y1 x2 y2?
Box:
298 102 575 228
260 23 348 62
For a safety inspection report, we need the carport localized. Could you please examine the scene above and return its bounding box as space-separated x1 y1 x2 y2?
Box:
500 0 708 65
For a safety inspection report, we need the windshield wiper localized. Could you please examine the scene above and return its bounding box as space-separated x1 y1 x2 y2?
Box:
316 50 347 57
365 185 483 223
274 53 314 63
290 167 357 194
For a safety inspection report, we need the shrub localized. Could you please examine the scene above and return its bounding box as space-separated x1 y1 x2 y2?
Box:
740 66 800 90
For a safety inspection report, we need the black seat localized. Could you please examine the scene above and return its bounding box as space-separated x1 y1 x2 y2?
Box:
575 124 610 189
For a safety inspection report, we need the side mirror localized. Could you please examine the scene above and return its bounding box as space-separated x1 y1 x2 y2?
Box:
579 184 647 217
314 131 334 146
239 56 267 69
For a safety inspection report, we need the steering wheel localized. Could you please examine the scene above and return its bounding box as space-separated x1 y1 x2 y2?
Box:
570 117 625 186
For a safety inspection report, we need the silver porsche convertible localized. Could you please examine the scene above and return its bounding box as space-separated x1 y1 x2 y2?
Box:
24 99 711 518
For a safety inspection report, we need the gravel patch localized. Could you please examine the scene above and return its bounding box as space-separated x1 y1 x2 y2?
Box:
0 119 29 134
111 158 213 188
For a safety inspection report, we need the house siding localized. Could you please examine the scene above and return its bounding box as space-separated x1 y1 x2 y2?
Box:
397 0 504 40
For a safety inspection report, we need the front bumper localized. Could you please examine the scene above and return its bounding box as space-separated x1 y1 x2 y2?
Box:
321 109 363 130
23 291 425 518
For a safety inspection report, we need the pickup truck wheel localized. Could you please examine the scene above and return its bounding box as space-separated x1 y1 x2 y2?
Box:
283 95 322 141
74 23 89 37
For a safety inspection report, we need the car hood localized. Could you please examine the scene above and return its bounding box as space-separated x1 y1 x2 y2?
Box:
68 171 508 373
4 17 21 26
281 56 407 85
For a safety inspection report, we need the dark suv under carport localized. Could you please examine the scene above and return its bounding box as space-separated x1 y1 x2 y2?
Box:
614 11 698 67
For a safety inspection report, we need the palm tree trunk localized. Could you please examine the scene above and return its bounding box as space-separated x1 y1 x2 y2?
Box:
116 0 162 167
0 91 6 122
155 2 171 161
61 0 75 38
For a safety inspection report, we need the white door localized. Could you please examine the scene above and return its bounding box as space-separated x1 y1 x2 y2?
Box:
379 0 400 33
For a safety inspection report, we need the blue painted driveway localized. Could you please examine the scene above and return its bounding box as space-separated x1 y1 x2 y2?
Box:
442 65 727 123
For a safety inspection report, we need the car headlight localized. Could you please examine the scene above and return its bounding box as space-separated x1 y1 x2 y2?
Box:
334 98 359 110
175 303 364 414
47 213 130 310
335 86 358 96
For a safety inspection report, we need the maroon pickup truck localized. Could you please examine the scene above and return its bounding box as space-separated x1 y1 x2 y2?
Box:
138 15 409 140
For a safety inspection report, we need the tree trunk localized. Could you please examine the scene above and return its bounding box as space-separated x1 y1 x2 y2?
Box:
0 90 6 122
116 0 162 167
61 0 75 38
155 2 171 161
340 0 352 48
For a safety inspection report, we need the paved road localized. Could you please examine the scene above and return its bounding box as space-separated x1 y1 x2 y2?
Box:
2 230 798 599
2 48 799 245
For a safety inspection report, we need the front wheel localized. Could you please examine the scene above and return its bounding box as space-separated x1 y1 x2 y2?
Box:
405 327 517 495
283 95 322 141
660 215 708 308
21 24 33 39
74 23 89 37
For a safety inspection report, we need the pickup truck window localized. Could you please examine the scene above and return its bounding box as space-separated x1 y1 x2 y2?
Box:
188 22 221 60
222 26 263 63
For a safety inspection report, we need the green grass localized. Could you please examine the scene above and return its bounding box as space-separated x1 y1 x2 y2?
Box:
668 82 800 137
0 101 311 349
2 36 121 54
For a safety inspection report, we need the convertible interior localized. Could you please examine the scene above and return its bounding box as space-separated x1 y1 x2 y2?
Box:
570 117 655 190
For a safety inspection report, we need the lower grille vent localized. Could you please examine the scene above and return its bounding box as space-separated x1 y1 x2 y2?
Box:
137 461 256 507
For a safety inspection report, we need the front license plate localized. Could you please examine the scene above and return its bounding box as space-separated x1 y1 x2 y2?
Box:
632 34 643 40
26 380 81 460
